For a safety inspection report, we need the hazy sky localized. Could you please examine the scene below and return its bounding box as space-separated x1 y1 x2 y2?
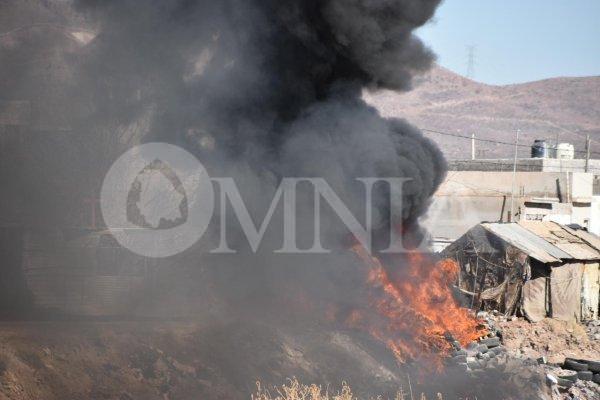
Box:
417 0 600 85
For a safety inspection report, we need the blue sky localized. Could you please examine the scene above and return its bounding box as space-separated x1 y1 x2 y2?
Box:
417 0 600 85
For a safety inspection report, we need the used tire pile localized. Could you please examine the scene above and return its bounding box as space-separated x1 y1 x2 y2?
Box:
445 333 551 400
556 358 600 388
448 336 508 373
447 312 511 374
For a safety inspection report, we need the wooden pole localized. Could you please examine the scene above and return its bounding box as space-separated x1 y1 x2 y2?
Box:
585 134 591 173
510 129 520 222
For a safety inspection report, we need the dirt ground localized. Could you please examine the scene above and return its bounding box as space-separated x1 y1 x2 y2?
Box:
0 320 411 400
0 321 239 400
497 318 600 364
491 317 600 400
0 318 595 400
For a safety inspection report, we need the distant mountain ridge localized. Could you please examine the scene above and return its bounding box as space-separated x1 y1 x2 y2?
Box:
365 65 600 159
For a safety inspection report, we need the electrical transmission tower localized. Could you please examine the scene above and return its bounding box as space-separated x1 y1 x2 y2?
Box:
466 45 476 79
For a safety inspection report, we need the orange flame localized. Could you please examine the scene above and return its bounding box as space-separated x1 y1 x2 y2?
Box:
351 244 484 371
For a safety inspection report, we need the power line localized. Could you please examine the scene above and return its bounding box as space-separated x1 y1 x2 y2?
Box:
420 128 600 157
466 45 476 79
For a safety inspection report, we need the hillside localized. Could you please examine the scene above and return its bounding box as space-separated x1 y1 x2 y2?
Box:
365 66 600 159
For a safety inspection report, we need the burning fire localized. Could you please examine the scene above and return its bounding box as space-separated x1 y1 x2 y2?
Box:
350 244 484 371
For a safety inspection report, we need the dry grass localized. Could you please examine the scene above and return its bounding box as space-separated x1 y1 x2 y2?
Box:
252 379 445 400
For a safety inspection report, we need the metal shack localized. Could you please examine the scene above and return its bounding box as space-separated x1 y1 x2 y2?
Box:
442 221 600 322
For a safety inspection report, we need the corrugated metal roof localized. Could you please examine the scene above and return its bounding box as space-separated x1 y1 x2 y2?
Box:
481 223 570 263
519 221 600 261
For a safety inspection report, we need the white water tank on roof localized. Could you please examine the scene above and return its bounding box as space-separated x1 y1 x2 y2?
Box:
556 143 575 160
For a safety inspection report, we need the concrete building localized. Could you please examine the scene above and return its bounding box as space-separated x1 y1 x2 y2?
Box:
424 158 600 252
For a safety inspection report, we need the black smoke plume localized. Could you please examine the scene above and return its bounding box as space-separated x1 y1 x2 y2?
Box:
0 1 468 397
1 0 445 233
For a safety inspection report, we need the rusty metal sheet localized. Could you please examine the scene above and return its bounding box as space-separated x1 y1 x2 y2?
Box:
519 221 600 261
481 223 567 264
562 225 600 252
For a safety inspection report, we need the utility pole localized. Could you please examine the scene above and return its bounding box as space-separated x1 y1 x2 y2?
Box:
466 45 476 79
471 133 476 160
510 129 521 222
585 134 591 173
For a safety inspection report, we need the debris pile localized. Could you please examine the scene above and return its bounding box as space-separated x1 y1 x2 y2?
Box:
438 312 551 399
444 312 600 400
585 320 600 341
463 312 600 399
545 359 600 399
494 317 599 364
447 313 537 379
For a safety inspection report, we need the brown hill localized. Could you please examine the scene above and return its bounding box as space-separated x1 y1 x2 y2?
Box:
365 66 600 159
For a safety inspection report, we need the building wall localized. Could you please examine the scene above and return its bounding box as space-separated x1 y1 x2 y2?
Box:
424 171 595 246
449 158 600 175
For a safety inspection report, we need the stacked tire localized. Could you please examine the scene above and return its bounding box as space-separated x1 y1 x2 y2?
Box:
562 358 600 385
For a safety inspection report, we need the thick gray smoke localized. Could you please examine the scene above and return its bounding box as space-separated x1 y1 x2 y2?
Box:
0 0 446 317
